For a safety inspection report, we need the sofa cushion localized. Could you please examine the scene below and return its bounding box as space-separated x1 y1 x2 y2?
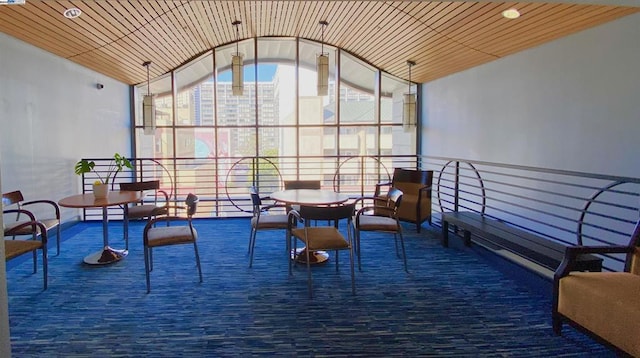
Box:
558 272 640 356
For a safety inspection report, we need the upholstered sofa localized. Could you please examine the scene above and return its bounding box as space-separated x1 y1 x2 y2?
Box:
552 220 640 357
375 168 432 232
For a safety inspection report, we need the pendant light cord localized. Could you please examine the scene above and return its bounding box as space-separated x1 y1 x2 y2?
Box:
143 61 151 96
319 20 328 54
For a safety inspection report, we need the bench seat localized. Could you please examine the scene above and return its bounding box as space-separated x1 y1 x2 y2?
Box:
441 211 602 273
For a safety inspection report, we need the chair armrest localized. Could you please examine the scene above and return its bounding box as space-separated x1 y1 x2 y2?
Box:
20 199 61 219
3 208 37 223
352 196 387 208
355 205 394 218
374 181 392 196
157 190 170 203
261 203 288 212
3 209 48 243
554 245 632 280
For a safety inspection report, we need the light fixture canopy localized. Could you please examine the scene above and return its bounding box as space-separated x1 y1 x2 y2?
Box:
63 7 81 19
317 20 329 96
231 20 244 96
502 8 520 19
142 61 156 135
403 60 417 131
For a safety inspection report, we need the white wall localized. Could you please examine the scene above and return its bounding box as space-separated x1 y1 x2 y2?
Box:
421 13 640 178
0 32 132 222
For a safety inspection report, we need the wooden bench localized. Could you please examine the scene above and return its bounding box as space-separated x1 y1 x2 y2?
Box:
441 211 603 273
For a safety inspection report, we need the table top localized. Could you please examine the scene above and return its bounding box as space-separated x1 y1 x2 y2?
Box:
58 190 142 209
270 189 350 206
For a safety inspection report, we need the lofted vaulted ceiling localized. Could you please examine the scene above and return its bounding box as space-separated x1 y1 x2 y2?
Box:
0 1 638 85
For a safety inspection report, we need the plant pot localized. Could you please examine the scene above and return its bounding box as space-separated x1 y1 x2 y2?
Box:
93 183 109 199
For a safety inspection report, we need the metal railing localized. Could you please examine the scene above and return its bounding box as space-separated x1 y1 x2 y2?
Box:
78 155 640 271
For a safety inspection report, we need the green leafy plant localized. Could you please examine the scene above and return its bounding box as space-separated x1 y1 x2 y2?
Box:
74 153 133 185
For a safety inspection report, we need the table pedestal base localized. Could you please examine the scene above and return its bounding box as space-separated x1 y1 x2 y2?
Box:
291 248 329 264
84 246 128 265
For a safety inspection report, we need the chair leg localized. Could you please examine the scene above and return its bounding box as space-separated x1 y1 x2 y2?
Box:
32 251 37 274
248 226 254 254
306 248 313 299
42 245 48 290
398 230 408 273
56 225 61 256
149 248 154 272
349 246 356 295
248 228 257 268
193 242 203 283
287 232 293 275
144 246 151 293
393 233 401 258
355 229 362 271
123 216 129 251
416 222 421 233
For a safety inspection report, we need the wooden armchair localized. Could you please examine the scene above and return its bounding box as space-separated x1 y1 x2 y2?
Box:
375 168 432 232
552 220 640 356
119 180 169 250
3 209 49 289
3 190 61 255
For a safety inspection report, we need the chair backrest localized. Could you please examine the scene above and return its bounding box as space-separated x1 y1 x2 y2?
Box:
284 180 321 190
119 180 160 192
391 168 432 185
185 193 199 217
390 168 432 196
298 203 355 222
2 190 24 207
249 186 262 207
387 187 403 210
625 219 640 274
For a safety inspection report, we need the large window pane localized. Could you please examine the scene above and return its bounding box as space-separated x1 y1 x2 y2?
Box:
175 52 214 126
340 52 376 126
298 40 336 125
133 36 419 216
216 40 256 127
258 38 296 126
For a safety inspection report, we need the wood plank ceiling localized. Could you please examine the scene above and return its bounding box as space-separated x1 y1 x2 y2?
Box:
0 1 637 85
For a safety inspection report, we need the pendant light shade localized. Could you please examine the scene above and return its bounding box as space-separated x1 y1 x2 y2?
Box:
317 20 329 96
231 20 243 96
142 61 156 135
232 53 244 96
403 60 417 132
317 54 329 96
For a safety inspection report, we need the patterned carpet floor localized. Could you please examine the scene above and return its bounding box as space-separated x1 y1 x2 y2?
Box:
5 218 610 357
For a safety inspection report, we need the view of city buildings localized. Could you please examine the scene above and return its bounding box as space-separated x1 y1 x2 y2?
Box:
133 39 416 212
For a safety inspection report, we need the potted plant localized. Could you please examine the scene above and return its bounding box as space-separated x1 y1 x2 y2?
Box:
74 153 133 198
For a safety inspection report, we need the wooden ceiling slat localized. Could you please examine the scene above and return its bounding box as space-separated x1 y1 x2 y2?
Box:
65 2 168 68
124 0 188 68
351 2 435 63
0 4 97 55
491 7 638 56
334 1 391 52
465 4 593 56
0 1 637 85
344 2 405 55
147 0 201 59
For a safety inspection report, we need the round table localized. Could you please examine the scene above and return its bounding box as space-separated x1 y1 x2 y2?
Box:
270 189 350 264
59 190 142 265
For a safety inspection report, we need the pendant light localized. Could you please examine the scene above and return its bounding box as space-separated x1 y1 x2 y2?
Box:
403 60 417 132
317 20 329 96
142 61 156 135
231 20 244 96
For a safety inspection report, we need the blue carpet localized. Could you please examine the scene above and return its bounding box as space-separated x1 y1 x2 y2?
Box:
6 218 610 357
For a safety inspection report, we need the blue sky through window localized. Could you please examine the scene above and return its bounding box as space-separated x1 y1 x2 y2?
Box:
218 64 277 82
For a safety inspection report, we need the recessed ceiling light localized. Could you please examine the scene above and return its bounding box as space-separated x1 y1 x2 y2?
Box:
63 8 82 19
502 8 520 19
